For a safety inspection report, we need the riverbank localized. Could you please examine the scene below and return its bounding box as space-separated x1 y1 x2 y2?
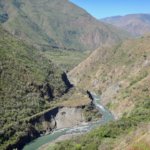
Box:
23 92 114 150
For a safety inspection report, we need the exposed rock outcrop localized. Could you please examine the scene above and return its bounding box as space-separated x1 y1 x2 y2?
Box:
30 106 85 133
55 107 85 129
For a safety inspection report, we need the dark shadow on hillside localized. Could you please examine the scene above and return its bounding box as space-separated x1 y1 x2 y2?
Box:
61 72 73 93
87 90 94 101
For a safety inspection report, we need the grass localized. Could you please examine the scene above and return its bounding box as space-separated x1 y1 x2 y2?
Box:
0 26 92 150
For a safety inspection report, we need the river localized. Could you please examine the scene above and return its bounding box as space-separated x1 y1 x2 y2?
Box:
23 92 114 150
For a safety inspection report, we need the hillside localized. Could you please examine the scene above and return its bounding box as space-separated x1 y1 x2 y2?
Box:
101 14 150 36
0 25 73 128
0 26 74 149
50 36 150 150
69 36 150 118
0 0 129 51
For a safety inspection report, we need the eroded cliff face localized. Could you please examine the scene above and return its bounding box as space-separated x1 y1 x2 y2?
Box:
55 107 85 129
31 106 85 134
2 105 88 150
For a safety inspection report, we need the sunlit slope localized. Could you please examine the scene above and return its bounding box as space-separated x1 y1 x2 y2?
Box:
69 36 150 118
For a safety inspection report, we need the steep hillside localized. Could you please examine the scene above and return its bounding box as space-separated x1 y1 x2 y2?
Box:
0 26 99 150
0 25 73 148
0 0 129 51
50 36 150 150
69 36 150 118
101 14 150 36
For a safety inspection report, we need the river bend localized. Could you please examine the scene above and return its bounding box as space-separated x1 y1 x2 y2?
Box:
23 92 114 150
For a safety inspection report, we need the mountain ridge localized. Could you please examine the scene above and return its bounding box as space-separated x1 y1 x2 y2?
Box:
101 13 150 36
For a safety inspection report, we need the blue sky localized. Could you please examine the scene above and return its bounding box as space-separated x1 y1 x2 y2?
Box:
70 0 150 19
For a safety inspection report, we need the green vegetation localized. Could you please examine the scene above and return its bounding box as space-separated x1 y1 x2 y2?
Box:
0 27 67 128
43 50 88 71
0 26 71 149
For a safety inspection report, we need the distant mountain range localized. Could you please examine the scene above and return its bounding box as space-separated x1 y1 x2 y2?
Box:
0 0 129 51
101 14 150 36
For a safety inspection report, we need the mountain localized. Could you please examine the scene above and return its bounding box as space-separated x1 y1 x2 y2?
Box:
52 36 150 150
0 0 129 51
101 14 150 36
0 26 73 149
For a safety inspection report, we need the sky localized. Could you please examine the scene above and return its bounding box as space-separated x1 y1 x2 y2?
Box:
70 0 150 19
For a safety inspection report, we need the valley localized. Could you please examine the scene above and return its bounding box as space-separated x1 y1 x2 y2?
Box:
0 0 150 150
